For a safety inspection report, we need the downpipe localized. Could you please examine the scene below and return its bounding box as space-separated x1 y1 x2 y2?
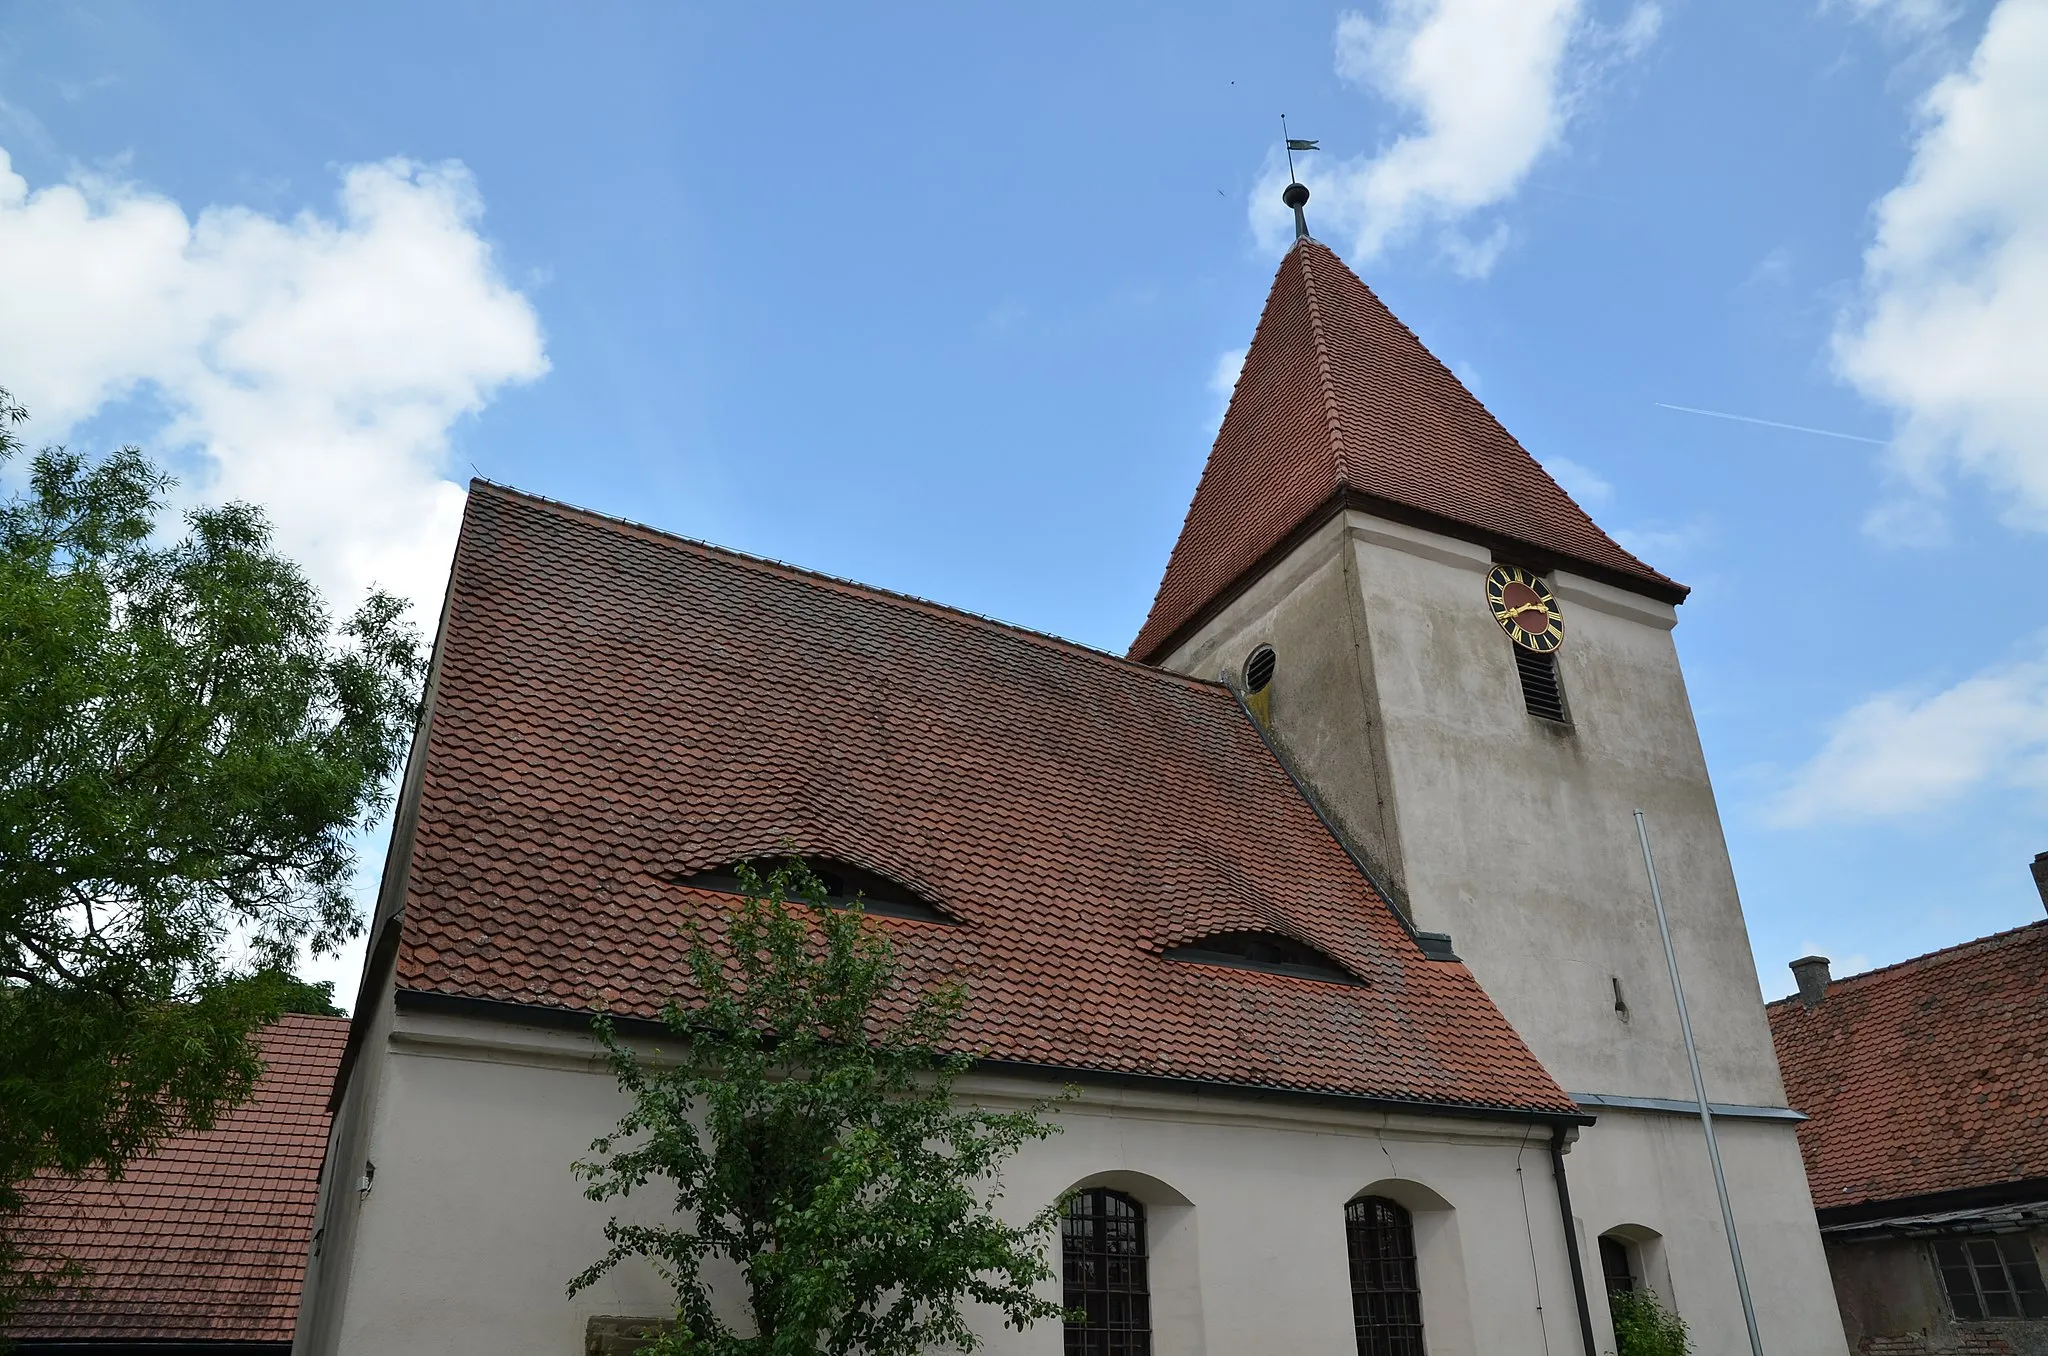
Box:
1550 1125 1599 1356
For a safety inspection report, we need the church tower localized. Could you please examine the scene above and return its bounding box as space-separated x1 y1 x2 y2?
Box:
1136 201 1845 1353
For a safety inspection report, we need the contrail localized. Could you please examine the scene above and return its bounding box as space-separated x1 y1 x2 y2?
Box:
1653 402 1889 446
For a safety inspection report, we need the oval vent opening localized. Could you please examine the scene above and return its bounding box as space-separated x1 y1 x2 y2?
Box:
1244 644 1277 695
680 857 955 924
1165 930 1359 985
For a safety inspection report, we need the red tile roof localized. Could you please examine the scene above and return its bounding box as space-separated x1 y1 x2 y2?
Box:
1768 921 2048 1211
391 482 1574 1116
10 1014 347 1343
1130 238 1682 663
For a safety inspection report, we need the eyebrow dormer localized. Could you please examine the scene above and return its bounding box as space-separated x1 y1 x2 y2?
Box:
681 856 956 924
1165 930 1360 985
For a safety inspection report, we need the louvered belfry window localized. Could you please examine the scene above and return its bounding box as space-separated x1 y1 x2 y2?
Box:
1514 645 1569 723
1063 1188 1151 1355
1347 1196 1425 1356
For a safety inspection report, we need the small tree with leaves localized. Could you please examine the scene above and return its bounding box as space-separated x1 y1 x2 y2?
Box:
0 387 423 1323
1610 1287 1690 1356
570 861 1069 1356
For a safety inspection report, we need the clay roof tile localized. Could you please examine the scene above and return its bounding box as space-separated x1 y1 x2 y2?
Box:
391 484 1573 1116
1768 920 2048 1209
11 1015 348 1343
1130 238 1682 663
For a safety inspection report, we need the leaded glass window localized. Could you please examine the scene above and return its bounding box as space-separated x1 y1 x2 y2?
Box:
1063 1188 1150 1355
1347 1195 1425 1356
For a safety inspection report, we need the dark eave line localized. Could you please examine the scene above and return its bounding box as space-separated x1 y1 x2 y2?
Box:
1132 488 1689 666
388 989 1591 1127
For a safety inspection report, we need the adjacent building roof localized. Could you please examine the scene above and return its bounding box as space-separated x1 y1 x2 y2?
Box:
10 1014 347 1346
1129 237 1681 664
1768 921 2048 1212
388 482 1575 1116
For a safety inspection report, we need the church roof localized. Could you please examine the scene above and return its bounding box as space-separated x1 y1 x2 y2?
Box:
386 482 1574 1116
10 1014 347 1345
1768 920 2048 1211
1130 238 1682 664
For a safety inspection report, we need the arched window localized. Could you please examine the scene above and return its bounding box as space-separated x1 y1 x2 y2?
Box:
1599 1234 1638 1293
1062 1188 1150 1355
1347 1195 1424 1356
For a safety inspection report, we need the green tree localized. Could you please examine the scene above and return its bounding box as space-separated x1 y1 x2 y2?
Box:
259 966 347 1018
1609 1287 1690 1356
0 388 423 1323
570 860 1070 1356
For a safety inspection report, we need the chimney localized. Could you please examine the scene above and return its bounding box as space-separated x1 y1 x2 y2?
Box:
1789 955 1831 1010
2032 852 2048 914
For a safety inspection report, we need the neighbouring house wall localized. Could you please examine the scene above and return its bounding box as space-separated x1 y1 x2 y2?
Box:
305 1006 1594 1356
1826 1232 2048 1355
1160 508 1846 1356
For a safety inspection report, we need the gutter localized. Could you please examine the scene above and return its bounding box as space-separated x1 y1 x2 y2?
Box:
1549 1125 1599 1356
6 1344 290 1355
1570 1090 1805 1123
391 989 1595 1129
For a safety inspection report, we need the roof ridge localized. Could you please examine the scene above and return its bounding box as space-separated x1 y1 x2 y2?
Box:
1765 916 2048 1007
1294 240 1354 488
467 480 1232 695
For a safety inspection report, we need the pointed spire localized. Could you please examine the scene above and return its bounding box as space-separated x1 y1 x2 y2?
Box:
1129 238 1683 664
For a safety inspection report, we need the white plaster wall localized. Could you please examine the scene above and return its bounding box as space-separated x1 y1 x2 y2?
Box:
303 1014 690 1356
1568 1110 1848 1356
310 1009 1593 1356
1164 510 1787 1105
292 977 397 1356
1348 518 1783 1106
1160 509 1847 1352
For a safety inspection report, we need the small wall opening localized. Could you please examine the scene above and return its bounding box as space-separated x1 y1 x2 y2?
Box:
1244 645 1277 695
1598 1224 1673 1309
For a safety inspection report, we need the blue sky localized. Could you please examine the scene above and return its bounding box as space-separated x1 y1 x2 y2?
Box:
3 0 2044 1006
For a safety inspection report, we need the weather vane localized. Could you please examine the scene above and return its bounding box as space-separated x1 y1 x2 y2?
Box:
1281 115 1318 240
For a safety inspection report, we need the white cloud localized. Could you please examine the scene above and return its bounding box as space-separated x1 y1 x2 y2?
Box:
0 145 547 625
1209 347 1247 398
1253 0 1660 271
1537 453 1613 506
1832 1 2048 539
1772 647 2048 826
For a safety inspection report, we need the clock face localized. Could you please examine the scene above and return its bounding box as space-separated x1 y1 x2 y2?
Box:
1486 565 1564 653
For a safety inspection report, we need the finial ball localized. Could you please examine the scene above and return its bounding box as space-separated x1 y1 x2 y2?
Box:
1281 182 1310 209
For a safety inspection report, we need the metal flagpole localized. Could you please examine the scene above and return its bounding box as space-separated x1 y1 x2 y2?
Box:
1634 809 1765 1356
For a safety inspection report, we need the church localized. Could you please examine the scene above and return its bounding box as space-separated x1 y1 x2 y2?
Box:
293 189 1845 1356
